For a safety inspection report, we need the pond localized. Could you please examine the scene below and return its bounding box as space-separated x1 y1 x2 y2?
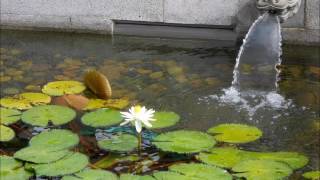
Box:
0 29 319 179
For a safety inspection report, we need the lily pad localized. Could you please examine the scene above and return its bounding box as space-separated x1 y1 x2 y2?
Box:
198 147 308 170
153 171 199 180
0 155 33 180
94 153 139 169
81 109 123 127
0 107 21 125
83 98 130 110
303 171 320 180
14 146 71 163
149 111 180 129
21 105 76 126
120 174 156 180
0 92 51 110
30 129 79 150
63 169 118 180
169 163 232 180
197 147 244 168
42 81 86 96
153 130 216 154
248 151 309 169
0 125 15 142
232 160 293 180
207 124 262 143
31 152 89 177
98 134 138 152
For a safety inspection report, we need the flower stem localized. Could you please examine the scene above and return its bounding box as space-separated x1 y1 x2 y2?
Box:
138 132 142 156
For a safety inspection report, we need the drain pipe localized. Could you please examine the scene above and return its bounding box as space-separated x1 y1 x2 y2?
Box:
256 0 302 22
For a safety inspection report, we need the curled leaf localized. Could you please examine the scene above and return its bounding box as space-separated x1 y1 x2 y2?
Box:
84 70 112 99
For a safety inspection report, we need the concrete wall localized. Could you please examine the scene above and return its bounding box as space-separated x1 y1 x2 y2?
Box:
0 0 319 45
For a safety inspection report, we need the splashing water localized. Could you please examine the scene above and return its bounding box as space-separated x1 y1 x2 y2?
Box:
205 13 293 118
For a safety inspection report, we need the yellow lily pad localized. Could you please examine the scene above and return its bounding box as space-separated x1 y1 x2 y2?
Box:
0 93 51 110
84 98 129 110
207 124 262 143
0 125 15 142
42 81 86 96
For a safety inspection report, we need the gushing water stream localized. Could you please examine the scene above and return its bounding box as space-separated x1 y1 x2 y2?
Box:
207 13 292 118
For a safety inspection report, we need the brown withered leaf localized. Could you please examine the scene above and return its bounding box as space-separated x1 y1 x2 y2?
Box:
83 70 112 99
52 94 89 111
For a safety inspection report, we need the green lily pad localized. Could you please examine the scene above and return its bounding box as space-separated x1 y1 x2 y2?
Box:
63 169 118 180
120 174 156 180
42 81 86 96
0 107 21 125
30 129 79 150
198 147 308 170
153 130 216 154
0 93 51 110
207 124 262 143
197 147 244 168
98 134 138 152
0 155 22 171
153 171 200 180
81 109 123 128
21 105 76 127
0 125 15 142
14 146 71 163
303 171 320 180
94 153 139 169
169 163 232 180
149 111 180 129
248 151 309 169
31 152 89 177
0 155 33 180
232 160 293 180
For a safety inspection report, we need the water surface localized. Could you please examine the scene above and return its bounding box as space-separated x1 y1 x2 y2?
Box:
0 30 319 177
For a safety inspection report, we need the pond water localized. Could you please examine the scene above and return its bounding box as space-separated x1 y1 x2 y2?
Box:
0 29 319 179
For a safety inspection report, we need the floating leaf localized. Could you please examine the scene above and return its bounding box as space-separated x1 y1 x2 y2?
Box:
232 160 293 180
0 125 15 142
153 171 199 180
207 124 262 143
81 109 123 127
120 174 156 180
149 111 180 129
0 107 21 125
53 95 89 111
84 70 112 99
63 169 118 180
169 163 232 180
14 146 71 163
98 134 138 152
153 130 215 154
30 152 88 177
83 98 130 110
303 171 320 180
198 147 308 170
21 105 76 126
0 92 51 110
94 153 139 169
0 155 33 180
42 81 86 96
248 151 309 169
30 129 79 150
197 147 244 168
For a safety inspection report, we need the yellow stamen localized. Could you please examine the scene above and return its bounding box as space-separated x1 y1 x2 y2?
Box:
133 105 142 113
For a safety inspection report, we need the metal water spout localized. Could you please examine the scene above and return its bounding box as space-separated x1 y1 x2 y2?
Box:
256 0 301 22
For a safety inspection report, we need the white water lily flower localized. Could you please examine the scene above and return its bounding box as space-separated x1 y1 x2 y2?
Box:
120 105 156 133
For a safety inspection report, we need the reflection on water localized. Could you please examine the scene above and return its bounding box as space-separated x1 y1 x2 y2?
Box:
0 30 319 174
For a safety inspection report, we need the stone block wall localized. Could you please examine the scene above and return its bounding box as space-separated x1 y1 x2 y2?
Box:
0 0 319 44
